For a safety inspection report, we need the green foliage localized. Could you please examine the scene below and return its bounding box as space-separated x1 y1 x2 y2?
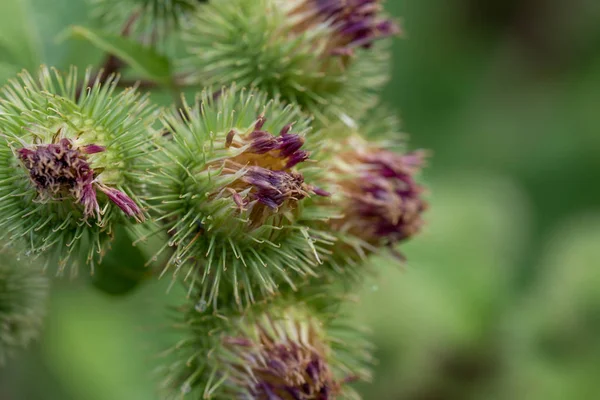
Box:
0 250 48 365
69 25 174 86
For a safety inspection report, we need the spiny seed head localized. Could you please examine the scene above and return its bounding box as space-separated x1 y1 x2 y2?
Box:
0 66 157 274
90 0 198 52
181 0 395 122
0 250 49 365
145 86 330 310
159 301 372 399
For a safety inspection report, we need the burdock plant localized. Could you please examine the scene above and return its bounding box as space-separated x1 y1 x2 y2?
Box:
0 0 428 399
180 0 399 122
0 67 156 274
160 294 372 399
89 0 199 51
144 86 331 310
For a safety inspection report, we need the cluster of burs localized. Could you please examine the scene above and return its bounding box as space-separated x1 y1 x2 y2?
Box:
0 0 429 398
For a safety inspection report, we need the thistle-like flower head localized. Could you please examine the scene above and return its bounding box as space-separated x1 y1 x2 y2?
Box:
0 250 49 365
0 67 157 273
181 0 397 122
159 300 372 399
16 137 142 221
307 129 428 276
333 138 427 246
145 86 329 309
90 0 198 51
222 311 341 399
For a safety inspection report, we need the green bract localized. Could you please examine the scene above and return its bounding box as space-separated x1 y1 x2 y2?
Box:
0 66 157 274
180 0 393 123
159 297 372 399
144 86 333 310
89 0 197 52
0 250 49 365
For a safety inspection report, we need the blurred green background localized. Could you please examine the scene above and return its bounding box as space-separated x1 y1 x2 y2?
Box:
1 0 600 399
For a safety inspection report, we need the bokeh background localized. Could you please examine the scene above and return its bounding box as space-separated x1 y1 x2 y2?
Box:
2 0 600 399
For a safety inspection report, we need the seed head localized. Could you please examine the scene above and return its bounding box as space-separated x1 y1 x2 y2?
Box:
181 0 396 122
145 87 330 309
308 133 428 276
90 0 197 52
222 314 341 399
0 66 157 273
159 302 372 399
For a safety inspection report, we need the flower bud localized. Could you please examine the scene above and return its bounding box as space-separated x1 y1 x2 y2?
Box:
159 302 372 399
0 66 157 273
333 139 427 246
145 86 329 309
289 0 401 56
181 0 399 122
314 134 428 274
90 0 197 52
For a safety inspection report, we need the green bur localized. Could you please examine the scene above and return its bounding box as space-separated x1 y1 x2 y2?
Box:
180 0 393 123
0 66 158 274
143 86 332 310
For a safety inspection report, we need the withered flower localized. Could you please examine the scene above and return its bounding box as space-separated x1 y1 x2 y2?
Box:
220 116 321 229
328 136 428 249
288 0 401 56
222 313 341 399
17 137 143 221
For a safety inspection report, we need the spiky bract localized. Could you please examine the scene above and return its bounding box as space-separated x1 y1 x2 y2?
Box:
89 0 197 52
159 298 372 399
180 0 393 123
144 86 331 310
0 66 157 274
0 250 49 365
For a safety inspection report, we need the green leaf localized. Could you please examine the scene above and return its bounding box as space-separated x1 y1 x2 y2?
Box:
90 226 152 296
0 0 43 78
68 25 173 86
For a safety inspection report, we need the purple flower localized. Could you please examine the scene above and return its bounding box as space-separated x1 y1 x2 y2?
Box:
220 116 326 228
81 144 106 154
222 317 341 399
97 185 145 222
242 167 308 210
334 147 428 246
238 117 310 168
310 0 401 55
247 130 281 154
17 138 144 221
